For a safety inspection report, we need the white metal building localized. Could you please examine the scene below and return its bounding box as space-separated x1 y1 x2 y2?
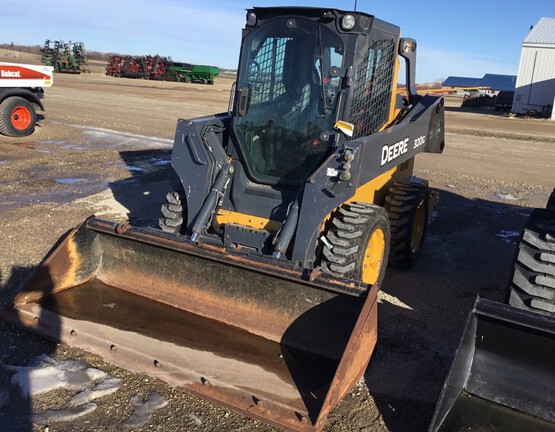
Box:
512 17 555 120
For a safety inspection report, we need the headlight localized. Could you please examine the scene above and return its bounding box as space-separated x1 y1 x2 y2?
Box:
340 14 356 31
401 39 416 53
246 12 257 27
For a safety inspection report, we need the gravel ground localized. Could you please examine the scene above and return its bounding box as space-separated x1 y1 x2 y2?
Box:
0 54 554 432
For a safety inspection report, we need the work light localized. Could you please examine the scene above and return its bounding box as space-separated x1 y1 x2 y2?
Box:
340 14 356 30
246 12 257 27
401 39 416 53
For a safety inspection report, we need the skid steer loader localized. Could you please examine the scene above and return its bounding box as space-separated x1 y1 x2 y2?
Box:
1 7 444 431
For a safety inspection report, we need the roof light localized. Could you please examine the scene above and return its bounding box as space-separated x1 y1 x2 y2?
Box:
340 14 356 31
401 39 416 53
246 12 257 27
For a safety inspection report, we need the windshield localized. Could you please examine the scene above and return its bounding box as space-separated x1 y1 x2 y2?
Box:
233 17 344 186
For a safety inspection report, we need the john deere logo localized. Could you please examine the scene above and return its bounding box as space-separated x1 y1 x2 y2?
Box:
381 138 409 166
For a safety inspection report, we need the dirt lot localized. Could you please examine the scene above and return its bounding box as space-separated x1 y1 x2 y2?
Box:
0 56 554 432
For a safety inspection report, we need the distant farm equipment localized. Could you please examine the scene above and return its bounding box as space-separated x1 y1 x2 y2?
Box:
459 90 516 112
105 55 220 84
41 40 88 74
461 92 496 108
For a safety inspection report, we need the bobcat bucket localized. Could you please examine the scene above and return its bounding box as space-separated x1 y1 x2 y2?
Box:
1 217 379 431
429 297 555 432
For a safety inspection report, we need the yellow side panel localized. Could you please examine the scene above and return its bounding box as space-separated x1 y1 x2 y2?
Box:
351 158 414 205
319 158 414 232
387 48 402 125
349 167 397 206
216 210 282 233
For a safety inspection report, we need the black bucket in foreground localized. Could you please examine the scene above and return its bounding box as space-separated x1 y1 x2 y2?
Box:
429 297 555 432
1 217 379 432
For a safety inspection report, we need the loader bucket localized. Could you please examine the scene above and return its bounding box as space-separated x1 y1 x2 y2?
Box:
429 297 555 432
1 217 379 431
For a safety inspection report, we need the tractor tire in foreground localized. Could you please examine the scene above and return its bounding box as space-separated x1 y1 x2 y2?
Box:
0 96 37 137
508 208 555 315
321 202 390 286
159 190 186 234
385 177 430 268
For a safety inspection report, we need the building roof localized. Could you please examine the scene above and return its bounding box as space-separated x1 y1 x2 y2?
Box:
442 74 517 91
441 76 481 87
480 74 517 92
524 17 555 46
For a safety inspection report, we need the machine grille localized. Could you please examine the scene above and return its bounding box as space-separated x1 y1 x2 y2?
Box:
349 39 396 139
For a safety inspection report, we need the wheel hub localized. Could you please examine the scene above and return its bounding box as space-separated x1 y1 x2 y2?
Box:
11 106 32 131
411 200 426 253
362 228 385 285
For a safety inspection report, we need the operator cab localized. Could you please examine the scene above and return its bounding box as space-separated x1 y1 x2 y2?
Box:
233 13 344 187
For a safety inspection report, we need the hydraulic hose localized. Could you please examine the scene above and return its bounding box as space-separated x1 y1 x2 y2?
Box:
191 165 233 242
272 197 300 258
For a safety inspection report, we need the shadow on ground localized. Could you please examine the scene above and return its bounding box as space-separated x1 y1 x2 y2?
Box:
364 189 532 432
108 149 180 227
0 266 59 432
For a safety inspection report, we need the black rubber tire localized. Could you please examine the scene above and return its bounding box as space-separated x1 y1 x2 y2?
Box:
320 202 390 286
547 188 555 211
159 190 187 234
0 96 37 137
507 208 555 315
384 178 429 269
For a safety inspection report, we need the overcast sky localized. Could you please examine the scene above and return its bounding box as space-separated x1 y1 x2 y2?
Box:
1 0 553 83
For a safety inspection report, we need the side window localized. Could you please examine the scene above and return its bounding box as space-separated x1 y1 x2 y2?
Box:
247 37 291 104
313 46 343 113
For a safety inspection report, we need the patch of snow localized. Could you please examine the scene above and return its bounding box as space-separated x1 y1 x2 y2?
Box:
8 356 108 396
33 403 97 424
40 140 67 145
188 413 203 426
55 178 86 185
494 193 520 201
74 125 173 149
73 189 129 218
1 354 122 424
70 377 122 406
148 158 171 166
116 164 144 172
496 230 521 244
123 391 168 428
59 144 89 150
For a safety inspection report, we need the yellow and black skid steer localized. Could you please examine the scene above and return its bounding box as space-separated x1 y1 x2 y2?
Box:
1 7 444 431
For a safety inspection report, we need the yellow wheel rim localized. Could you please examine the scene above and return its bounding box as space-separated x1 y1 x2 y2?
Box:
362 228 385 285
411 200 426 254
